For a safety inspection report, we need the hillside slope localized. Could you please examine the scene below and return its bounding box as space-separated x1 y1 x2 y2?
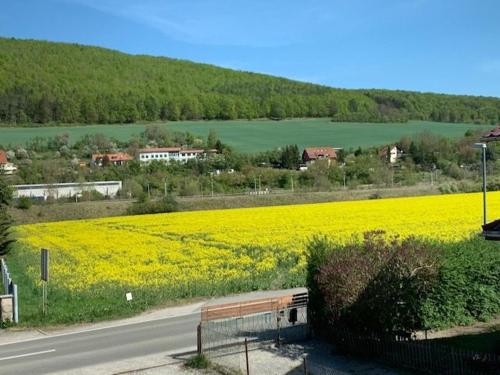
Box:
0 38 499 125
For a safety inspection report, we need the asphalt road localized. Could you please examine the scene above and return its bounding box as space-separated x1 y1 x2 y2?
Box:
0 313 199 375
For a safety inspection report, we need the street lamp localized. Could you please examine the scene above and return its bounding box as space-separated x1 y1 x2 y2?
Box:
472 143 487 226
209 172 214 197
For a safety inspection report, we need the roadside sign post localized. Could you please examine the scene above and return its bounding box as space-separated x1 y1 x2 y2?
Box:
41 248 49 315
126 292 133 309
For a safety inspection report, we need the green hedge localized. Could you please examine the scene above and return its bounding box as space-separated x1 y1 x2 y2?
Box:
307 233 500 334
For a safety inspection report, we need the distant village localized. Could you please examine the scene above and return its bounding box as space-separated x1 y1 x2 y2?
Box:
0 142 404 202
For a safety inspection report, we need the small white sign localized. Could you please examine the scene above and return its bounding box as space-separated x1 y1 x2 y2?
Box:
126 292 133 301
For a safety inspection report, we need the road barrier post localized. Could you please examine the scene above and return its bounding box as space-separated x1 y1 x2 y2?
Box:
244 338 249 375
197 323 202 354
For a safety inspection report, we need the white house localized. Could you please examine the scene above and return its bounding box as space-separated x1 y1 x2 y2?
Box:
379 145 402 164
13 181 122 200
0 150 17 175
137 147 215 163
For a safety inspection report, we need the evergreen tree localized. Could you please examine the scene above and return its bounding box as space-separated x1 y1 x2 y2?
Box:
207 129 218 149
0 176 14 256
280 145 301 169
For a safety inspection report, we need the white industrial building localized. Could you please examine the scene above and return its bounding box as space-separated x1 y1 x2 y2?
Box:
13 181 122 200
137 147 215 163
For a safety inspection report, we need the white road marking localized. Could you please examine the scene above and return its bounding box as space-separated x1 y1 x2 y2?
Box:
0 311 200 347
0 349 56 361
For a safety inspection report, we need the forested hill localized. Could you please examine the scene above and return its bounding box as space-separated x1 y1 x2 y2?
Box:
1 37 500 125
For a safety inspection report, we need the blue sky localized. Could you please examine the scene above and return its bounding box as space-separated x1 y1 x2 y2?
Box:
1 0 500 97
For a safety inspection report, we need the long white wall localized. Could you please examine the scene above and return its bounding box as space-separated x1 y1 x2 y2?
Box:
13 181 122 200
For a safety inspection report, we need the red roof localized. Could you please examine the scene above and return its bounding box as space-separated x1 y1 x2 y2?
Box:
105 153 133 162
302 147 337 161
0 150 7 165
482 126 500 140
91 153 104 161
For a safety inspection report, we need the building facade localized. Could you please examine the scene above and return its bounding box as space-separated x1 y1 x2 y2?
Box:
0 150 17 175
137 147 213 163
302 147 338 165
91 153 133 166
379 145 402 164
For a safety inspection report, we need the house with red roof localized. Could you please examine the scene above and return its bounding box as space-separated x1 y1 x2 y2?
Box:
302 147 338 165
481 125 500 142
91 152 133 167
0 150 17 175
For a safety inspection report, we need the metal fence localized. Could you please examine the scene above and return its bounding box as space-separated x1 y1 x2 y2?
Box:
0 258 19 323
200 292 309 373
333 328 500 375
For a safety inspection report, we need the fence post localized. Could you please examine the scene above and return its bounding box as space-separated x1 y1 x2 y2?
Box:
197 323 202 355
244 338 250 375
303 357 307 375
13 283 18 323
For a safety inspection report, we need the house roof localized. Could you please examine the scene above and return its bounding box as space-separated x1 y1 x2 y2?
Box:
91 153 104 161
481 126 500 141
105 152 133 161
0 150 7 165
92 153 133 162
302 147 337 160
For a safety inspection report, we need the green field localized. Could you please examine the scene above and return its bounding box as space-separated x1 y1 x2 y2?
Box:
0 119 491 153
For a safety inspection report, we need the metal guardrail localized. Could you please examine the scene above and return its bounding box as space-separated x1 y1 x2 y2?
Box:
1 259 19 323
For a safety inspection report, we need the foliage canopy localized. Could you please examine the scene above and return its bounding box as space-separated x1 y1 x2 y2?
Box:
1 38 500 125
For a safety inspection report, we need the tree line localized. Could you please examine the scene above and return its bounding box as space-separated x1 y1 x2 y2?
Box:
1 38 500 125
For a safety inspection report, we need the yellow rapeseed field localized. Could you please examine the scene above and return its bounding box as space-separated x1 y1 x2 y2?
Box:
16 192 499 292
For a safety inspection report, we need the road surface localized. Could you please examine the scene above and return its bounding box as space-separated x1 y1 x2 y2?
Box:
0 313 198 374
0 287 306 374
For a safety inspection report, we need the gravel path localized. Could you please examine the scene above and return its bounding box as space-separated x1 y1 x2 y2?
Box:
205 340 401 375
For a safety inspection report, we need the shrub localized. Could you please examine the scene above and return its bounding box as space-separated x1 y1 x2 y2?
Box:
421 238 500 328
185 354 209 369
0 208 16 256
16 197 32 210
308 232 439 334
307 233 500 334
127 195 178 215
80 190 105 201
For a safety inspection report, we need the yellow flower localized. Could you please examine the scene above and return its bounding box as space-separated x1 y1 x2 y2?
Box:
16 192 496 292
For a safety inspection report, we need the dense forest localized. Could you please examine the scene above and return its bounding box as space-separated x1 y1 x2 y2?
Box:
1 38 500 125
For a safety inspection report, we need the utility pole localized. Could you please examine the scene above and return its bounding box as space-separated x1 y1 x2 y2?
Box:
211 173 214 197
482 145 487 225
254 176 257 193
291 175 294 192
164 177 168 197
